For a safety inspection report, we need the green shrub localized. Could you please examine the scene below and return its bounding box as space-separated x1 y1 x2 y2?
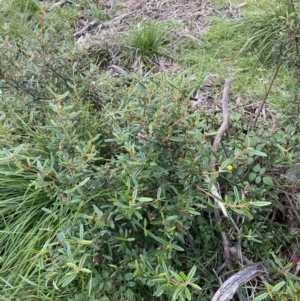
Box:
0 2 299 301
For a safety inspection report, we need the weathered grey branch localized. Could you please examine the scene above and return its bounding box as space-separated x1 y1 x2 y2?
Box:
211 78 231 166
205 78 231 218
222 232 233 271
211 264 266 301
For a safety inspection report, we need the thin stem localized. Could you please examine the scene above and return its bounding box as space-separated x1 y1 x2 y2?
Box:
253 60 282 129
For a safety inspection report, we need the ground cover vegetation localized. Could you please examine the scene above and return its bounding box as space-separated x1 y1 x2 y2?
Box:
0 0 299 300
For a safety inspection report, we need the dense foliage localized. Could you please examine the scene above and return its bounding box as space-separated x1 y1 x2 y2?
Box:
0 0 299 300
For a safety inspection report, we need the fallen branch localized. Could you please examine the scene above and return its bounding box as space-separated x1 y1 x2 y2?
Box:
211 263 266 301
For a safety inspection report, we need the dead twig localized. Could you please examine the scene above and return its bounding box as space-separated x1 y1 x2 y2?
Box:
229 246 254 266
108 0 115 14
205 78 231 218
211 78 231 167
252 60 282 129
222 232 233 271
285 193 300 225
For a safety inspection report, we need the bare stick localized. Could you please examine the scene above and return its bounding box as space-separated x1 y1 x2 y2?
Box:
212 80 231 152
205 79 231 218
211 79 231 168
108 0 115 14
253 60 282 129
222 232 233 271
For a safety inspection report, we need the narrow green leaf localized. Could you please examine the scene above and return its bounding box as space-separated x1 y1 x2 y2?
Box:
41 207 52 214
78 240 93 245
162 261 169 274
206 131 219 136
60 274 77 287
248 150 267 157
57 91 70 100
46 86 56 96
220 158 233 171
171 244 184 251
127 161 145 165
171 286 184 301
3 148 11 157
157 187 162 198
166 215 178 221
242 209 254 219
79 223 84 240
185 287 192 300
271 280 285 292
151 277 168 283
153 285 166 297
185 209 201 215
253 292 269 301
179 272 188 281
78 177 90 187
134 211 143 219
169 137 184 142
271 253 284 267
80 268 92 273
66 262 77 269
187 266 197 281
174 273 184 283
19 275 38 287
93 205 103 216
64 186 78 193
69 111 81 119
251 201 271 207
189 282 202 291
137 197 153 202
233 186 240 202
245 136 251 147
13 144 24 155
